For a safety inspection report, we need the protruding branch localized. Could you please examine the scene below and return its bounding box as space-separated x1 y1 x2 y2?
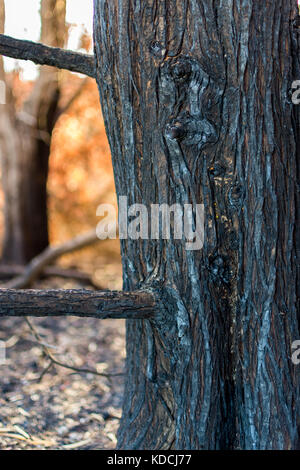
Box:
0 289 156 320
0 34 95 77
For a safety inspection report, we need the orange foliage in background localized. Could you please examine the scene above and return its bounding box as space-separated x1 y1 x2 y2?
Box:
49 75 117 243
0 71 122 289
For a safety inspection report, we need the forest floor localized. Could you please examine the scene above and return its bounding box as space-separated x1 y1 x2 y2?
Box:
0 247 125 450
0 73 127 450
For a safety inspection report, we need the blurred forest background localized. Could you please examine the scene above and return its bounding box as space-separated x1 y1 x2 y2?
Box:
0 74 122 288
0 0 124 450
0 0 121 289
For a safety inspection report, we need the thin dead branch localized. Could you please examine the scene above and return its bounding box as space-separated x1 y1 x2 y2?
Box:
0 34 95 77
24 317 124 380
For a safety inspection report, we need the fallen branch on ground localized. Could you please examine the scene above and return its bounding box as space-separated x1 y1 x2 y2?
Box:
0 265 101 288
2 229 106 289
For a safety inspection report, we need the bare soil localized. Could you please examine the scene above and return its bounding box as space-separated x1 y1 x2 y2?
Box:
0 263 125 450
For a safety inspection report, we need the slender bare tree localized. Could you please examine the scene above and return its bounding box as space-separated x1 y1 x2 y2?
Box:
0 0 66 264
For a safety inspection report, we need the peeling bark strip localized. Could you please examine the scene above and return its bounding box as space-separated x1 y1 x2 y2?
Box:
0 289 156 319
94 0 300 450
0 34 95 77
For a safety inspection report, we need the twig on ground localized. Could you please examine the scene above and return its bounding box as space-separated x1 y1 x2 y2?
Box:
24 317 124 380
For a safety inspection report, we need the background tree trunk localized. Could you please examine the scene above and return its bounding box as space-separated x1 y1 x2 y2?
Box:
94 0 300 450
0 0 66 264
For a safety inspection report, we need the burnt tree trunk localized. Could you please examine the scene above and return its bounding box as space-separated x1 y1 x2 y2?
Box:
0 0 66 264
94 0 300 449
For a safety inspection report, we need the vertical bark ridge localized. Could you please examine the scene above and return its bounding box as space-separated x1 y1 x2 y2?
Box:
233 0 300 450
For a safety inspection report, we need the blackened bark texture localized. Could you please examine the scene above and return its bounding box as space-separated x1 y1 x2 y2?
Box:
0 35 95 78
0 0 66 264
0 289 156 320
94 0 300 449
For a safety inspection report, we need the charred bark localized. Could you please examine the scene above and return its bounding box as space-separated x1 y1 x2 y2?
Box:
0 288 156 320
0 0 66 264
94 0 300 450
0 35 95 78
